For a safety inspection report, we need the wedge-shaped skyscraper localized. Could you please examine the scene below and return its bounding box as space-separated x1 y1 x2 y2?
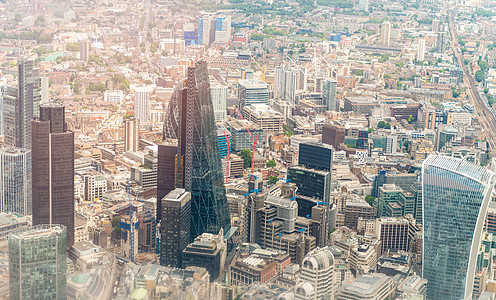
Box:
422 155 495 300
163 60 230 241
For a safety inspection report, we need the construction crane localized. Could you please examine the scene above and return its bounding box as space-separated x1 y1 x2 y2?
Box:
249 53 266 81
234 106 259 175
223 129 231 184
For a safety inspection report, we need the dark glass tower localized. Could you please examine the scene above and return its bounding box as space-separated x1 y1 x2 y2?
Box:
32 103 75 247
3 59 41 149
164 60 230 241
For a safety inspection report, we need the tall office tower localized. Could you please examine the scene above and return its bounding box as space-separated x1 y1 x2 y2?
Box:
358 0 369 10
274 67 285 101
124 117 140 152
198 16 216 46
295 247 335 300
0 148 31 215
157 140 178 221
32 103 75 247
285 69 300 105
385 135 397 154
416 39 426 62
322 79 337 111
134 86 150 123
9 224 67 300
214 16 232 43
380 21 391 46
432 19 441 32
298 142 333 171
164 61 231 240
322 123 345 149
79 39 90 61
211 83 227 122
0 84 5 136
3 59 41 149
422 155 495 300
40 75 49 104
287 166 332 214
160 188 191 268
238 79 269 109
436 32 446 53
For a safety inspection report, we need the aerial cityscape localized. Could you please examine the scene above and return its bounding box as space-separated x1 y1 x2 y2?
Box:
0 0 496 299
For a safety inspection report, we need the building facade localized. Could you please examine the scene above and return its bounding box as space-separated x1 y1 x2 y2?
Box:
0 148 31 215
422 155 495 300
124 117 140 152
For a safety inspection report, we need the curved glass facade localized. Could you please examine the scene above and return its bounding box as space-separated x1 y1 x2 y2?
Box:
422 155 495 300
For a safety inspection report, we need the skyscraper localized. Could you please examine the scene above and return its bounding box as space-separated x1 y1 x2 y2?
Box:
422 155 495 300
160 188 191 268
124 117 140 152
0 147 31 215
436 32 446 53
40 75 49 104
157 139 178 221
164 60 231 240
134 86 150 123
32 103 75 247
214 16 232 44
3 59 41 149
416 38 426 62
238 79 269 109
211 83 227 123
9 224 67 300
380 21 391 46
80 39 90 61
322 79 337 111
198 16 216 46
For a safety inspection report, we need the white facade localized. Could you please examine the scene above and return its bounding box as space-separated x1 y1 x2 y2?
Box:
41 76 49 104
297 247 335 300
416 39 426 62
380 21 391 46
134 87 150 122
125 118 140 152
104 90 124 104
358 0 369 10
386 135 397 154
211 83 227 123
0 148 31 215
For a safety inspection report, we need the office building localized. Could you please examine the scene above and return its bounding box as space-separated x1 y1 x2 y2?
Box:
182 231 226 280
32 103 75 247
104 90 124 104
377 184 402 218
416 39 426 62
375 217 409 253
287 166 332 207
385 135 397 154
422 155 495 300
124 117 140 152
298 142 333 172
160 188 191 268
344 201 375 230
217 124 230 158
274 67 285 101
348 244 378 275
156 140 178 221
80 39 90 61
198 16 216 46
243 103 283 134
228 119 263 152
337 273 394 300
211 83 227 122
135 86 150 123
4 60 41 149
357 129 369 150
238 79 269 109
0 148 31 215
214 16 232 44
322 123 346 149
230 253 279 286
296 247 335 300
432 19 441 32
371 170 417 198
322 79 337 111
41 75 49 104
380 21 391 46
9 225 67 300
164 61 230 240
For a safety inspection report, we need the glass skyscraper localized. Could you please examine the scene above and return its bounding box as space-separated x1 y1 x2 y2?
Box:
0 147 31 215
9 224 67 300
164 60 231 240
422 155 495 300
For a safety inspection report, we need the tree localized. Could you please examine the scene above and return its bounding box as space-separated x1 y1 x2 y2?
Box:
268 176 278 184
476 70 485 82
240 149 252 169
377 121 386 128
365 195 375 206
452 90 460 98
408 115 414 123
112 216 121 237
384 122 391 129
267 159 276 168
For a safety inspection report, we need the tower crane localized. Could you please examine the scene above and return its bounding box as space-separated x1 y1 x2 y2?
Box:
249 53 266 81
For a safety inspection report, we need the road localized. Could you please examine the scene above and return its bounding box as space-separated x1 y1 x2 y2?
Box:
448 10 496 151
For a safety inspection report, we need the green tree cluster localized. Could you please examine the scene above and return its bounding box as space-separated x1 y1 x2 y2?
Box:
240 149 252 169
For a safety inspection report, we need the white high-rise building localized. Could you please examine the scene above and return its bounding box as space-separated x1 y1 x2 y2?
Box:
214 16 232 44
295 247 335 300
416 39 426 62
211 83 227 123
274 67 286 101
125 117 140 152
285 69 300 106
198 16 216 46
386 135 397 154
134 87 150 122
358 0 369 11
0 147 31 215
322 79 337 111
380 21 391 46
41 76 49 104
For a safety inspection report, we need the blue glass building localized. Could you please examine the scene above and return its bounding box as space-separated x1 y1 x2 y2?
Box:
422 155 495 300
